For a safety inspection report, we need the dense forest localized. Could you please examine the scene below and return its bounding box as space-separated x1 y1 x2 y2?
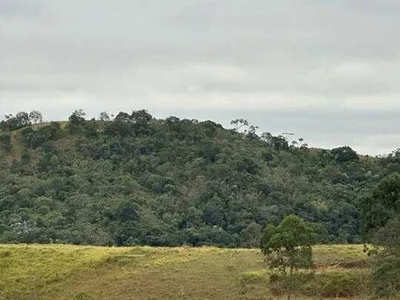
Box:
0 109 399 247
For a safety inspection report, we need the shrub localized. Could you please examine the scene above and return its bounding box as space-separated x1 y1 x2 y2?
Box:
268 270 369 298
306 271 370 298
269 272 315 297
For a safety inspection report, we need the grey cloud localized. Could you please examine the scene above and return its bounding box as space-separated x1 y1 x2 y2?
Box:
1 0 400 155
0 0 45 18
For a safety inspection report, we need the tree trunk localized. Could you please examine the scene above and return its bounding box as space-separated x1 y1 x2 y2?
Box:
287 264 294 300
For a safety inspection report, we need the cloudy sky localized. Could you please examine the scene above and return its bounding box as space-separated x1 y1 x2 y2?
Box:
1 0 399 155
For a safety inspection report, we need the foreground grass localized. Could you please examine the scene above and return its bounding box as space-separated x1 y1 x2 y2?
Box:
0 244 370 300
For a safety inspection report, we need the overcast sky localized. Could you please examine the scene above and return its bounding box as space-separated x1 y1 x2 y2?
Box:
1 0 400 155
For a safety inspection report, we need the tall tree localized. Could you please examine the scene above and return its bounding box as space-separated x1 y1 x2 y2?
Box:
29 110 43 124
68 109 86 134
331 146 359 163
371 218 400 298
261 215 316 300
361 173 400 239
99 111 110 122
0 132 12 153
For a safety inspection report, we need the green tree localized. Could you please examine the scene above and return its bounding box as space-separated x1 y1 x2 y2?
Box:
1 112 31 131
230 118 249 131
361 175 400 298
0 132 12 153
20 127 37 149
261 215 316 300
68 109 86 134
361 173 400 239
261 132 289 150
99 111 110 122
241 222 261 248
371 218 400 298
29 110 43 124
331 146 359 163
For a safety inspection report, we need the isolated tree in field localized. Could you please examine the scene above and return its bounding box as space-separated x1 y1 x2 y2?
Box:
29 110 43 124
261 215 315 300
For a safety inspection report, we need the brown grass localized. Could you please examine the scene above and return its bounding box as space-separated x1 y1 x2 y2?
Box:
0 244 371 300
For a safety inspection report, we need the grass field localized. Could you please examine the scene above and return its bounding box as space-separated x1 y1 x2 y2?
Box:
0 244 371 300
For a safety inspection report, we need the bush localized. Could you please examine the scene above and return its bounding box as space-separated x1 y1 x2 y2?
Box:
268 270 369 298
310 271 369 298
372 256 400 298
269 272 315 297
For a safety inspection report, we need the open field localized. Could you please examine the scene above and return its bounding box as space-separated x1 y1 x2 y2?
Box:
0 244 371 300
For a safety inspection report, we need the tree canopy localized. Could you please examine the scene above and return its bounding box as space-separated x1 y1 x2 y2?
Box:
0 109 398 247
261 215 315 272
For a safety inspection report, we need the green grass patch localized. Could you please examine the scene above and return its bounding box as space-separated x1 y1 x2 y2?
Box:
240 270 269 284
313 244 369 267
0 244 371 300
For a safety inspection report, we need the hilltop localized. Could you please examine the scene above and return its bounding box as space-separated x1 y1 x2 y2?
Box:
0 109 399 246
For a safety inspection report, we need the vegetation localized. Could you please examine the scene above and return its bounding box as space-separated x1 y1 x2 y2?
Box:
2 108 400 298
261 215 315 299
1 109 399 247
359 170 400 298
0 244 371 300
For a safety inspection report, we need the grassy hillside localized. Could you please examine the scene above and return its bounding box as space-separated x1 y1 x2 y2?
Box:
0 244 370 300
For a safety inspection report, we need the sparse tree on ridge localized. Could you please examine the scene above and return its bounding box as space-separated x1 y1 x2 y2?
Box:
231 118 249 131
99 111 110 122
67 109 86 134
29 110 43 124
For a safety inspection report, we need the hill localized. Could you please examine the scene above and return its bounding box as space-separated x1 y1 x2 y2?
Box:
0 109 399 246
0 244 370 300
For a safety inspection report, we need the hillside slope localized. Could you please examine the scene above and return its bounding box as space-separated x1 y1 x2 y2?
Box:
0 110 399 246
0 244 369 300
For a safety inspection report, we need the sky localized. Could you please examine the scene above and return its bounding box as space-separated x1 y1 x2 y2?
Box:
1 0 400 155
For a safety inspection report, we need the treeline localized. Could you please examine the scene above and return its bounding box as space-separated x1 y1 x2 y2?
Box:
260 171 400 299
0 109 399 247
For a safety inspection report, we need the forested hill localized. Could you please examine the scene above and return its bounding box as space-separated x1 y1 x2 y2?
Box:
0 110 399 247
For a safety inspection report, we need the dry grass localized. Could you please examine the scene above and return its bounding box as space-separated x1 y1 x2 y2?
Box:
0 244 370 300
